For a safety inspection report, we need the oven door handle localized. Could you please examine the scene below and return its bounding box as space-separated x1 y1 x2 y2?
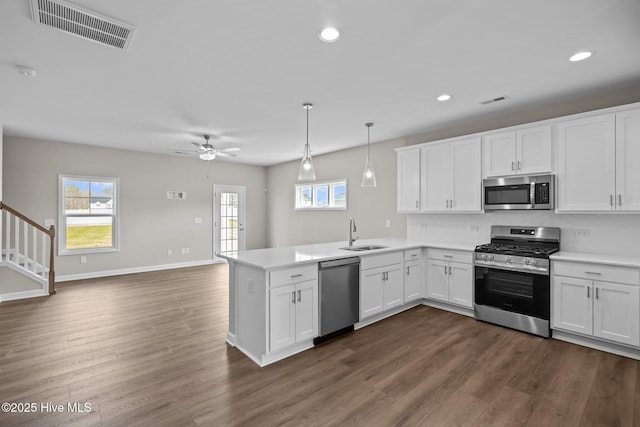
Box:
474 261 550 276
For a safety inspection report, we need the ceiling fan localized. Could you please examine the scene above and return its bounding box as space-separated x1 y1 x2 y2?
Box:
175 135 241 161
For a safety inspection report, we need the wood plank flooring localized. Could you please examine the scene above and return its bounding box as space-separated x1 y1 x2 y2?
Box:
1 263 639 426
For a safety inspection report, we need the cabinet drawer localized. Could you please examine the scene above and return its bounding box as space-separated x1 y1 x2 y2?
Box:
427 248 472 264
405 248 423 261
553 261 640 285
361 251 404 270
270 264 318 288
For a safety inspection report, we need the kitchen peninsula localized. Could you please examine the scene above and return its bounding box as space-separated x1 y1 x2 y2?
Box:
220 238 476 366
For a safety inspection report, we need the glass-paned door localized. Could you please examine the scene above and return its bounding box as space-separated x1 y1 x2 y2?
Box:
214 185 246 261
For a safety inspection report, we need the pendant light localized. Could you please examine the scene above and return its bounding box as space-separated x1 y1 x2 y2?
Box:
361 122 377 187
298 103 316 181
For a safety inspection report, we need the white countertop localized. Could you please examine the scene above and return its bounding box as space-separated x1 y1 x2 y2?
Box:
551 251 640 268
219 238 477 270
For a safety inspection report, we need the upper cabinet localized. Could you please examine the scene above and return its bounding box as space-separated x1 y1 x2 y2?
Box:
556 109 640 212
397 147 421 212
421 137 482 212
483 125 552 178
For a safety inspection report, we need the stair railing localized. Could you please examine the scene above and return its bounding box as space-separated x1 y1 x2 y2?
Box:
0 201 56 295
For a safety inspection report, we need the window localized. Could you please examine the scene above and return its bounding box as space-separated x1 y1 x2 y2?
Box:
295 179 347 210
59 175 119 255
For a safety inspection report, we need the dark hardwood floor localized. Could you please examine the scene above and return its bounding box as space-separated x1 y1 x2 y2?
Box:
1 263 639 426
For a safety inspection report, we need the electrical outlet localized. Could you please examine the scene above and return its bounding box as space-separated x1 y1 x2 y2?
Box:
386 220 391 228
185 248 190 254
80 256 87 264
195 217 203 224
468 225 479 232
575 230 590 237
167 249 172 256
247 279 254 294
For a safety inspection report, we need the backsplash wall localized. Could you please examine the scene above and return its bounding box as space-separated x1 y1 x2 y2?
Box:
407 212 640 257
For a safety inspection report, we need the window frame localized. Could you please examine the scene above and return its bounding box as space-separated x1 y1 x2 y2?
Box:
58 174 120 255
295 179 347 210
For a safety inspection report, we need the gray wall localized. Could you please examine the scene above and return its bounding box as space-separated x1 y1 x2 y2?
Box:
266 138 407 248
2 136 267 278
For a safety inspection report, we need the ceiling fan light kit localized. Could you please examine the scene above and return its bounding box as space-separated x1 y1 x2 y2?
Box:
361 122 377 187
298 103 316 182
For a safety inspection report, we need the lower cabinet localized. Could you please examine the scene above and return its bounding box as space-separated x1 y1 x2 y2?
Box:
360 252 404 319
553 261 640 347
404 259 422 303
269 279 318 353
426 249 473 308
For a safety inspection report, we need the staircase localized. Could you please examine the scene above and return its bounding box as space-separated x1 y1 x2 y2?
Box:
0 202 56 302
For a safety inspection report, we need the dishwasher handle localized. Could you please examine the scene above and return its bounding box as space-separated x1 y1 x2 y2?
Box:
319 257 361 269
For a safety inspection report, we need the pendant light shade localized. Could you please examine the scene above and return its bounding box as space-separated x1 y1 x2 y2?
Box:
361 122 377 187
298 103 316 181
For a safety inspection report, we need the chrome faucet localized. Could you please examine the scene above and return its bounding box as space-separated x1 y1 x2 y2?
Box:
348 217 358 247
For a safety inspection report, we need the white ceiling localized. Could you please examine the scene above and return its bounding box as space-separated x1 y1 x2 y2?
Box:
1 0 639 166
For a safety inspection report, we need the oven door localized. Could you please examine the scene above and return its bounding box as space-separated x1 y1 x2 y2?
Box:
474 266 549 319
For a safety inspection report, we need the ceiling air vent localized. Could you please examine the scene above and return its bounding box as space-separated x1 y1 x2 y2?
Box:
480 96 509 105
30 0 135 51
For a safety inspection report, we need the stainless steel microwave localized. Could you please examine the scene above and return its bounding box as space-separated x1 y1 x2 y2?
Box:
483 174 554 211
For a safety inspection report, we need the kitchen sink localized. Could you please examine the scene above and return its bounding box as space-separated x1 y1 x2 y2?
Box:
339 245 389 252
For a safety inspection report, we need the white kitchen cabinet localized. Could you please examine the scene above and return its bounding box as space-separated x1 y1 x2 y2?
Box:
556 110 640 212
426 249 473 308
269 264 318 353
397 147 421 212
269 279 318 353
553 261 640 347
483 125 552 178
404 249 423 303
360 252 404 319
615 108 640 211
421 138 482 212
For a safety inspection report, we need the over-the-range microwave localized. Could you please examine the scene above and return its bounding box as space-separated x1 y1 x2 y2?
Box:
483 174 554 211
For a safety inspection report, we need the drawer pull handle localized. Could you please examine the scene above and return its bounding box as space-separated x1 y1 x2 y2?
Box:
585 271 602 276
443 255 453 259
290 274 303 278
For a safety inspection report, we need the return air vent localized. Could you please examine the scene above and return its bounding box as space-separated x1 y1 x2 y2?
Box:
480 96 509 105
30 0 135 51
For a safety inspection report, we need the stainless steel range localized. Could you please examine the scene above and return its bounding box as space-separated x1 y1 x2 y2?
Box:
474 225 560 337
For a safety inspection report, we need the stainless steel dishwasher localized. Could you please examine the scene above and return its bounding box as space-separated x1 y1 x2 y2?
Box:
315 257 360 344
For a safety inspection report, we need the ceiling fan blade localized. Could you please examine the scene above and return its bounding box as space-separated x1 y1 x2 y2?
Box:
192 142 205 149
216 152 237 158
217 147 241 153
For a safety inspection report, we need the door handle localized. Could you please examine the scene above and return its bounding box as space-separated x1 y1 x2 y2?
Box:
587 287 590 299
406 266 410 276
618 194 622 206
511 161 515 172
292 291 296 303
416 201 420 208
517 161 521 171
297 290 301 302
448 266 452 275
595 287 599 300
610 194 614 207
444 265 447 275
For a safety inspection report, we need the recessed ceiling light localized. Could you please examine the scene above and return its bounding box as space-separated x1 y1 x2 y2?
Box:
437 94 452 101
569 51 593 62
318 27 340 43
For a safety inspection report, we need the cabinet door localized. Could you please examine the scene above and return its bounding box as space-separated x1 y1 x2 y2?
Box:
383 264 404 310
552 276 593 335
517 125 552 175
556 114 616 211
397 148 421 212
421 144 450 212
450 138 482 212
404 260 422 303
360 267 384 319
483 131 517 177
295 280 318 342
448 262 473 308
269 285 296 352
426 259 449 302
593 281 640 346
615 109 640 211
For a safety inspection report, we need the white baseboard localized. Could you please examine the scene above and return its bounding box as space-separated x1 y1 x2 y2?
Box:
57 259 215 282
0 288 48 302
